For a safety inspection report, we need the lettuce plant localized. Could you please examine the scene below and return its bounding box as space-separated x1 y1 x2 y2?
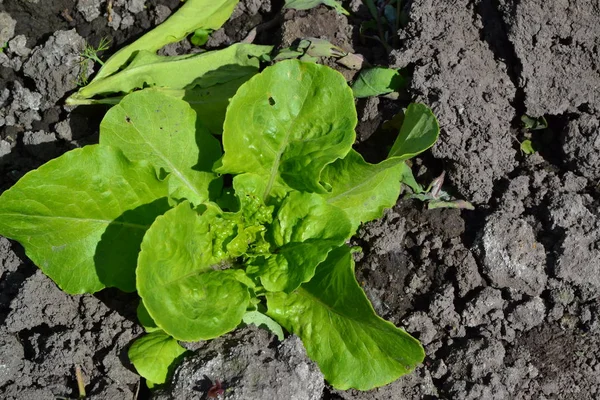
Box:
0 60 439 390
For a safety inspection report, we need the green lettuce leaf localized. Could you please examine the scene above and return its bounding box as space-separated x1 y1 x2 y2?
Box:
100 89 221 205
267 246 425 390
73 44 271 102
85 0 239 83
137 201 252 341
212 174 275 258
137 300 160 333
399 162 423 193
0 145 169 294
232 174 275 215
242 310 285 340
215 60 357 197
321 150 405 231
388 103 439 161
233 173 289 210
164 75 256 135
128 331 187 385
248 192 352 292
319 102 439 231
351 67 404 98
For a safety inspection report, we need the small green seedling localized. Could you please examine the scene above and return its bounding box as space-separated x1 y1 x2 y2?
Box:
521 114 548 131
81 37 111 66
275 37 346 61
191 28 211 46
361 0 405 52
520 139 536 155
405 171 475 210
207 380 225 398
517 114 547 155
77 37 111 86
0 42 7 53
274 37 365 70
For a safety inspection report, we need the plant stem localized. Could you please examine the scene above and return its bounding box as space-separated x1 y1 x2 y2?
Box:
75 365 86 398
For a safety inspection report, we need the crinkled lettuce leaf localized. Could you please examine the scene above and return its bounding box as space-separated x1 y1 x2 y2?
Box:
248 191 352 292
137 201 253 341
215 60 357 197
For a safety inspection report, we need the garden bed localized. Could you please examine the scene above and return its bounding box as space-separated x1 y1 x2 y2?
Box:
1 0 599 399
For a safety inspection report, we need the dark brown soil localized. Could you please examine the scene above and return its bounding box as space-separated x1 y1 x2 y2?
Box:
1 0 599 399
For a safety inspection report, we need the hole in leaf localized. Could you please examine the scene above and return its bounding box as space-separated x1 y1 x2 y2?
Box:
268 97 275 106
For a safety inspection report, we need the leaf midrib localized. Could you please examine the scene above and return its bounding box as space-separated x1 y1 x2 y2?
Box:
326 171 385 204
0 213 149 230
325 159 400 204
297 287 374 326
126 113 204 201
295 288 419 364
263 128 291 201
262 70 315 200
